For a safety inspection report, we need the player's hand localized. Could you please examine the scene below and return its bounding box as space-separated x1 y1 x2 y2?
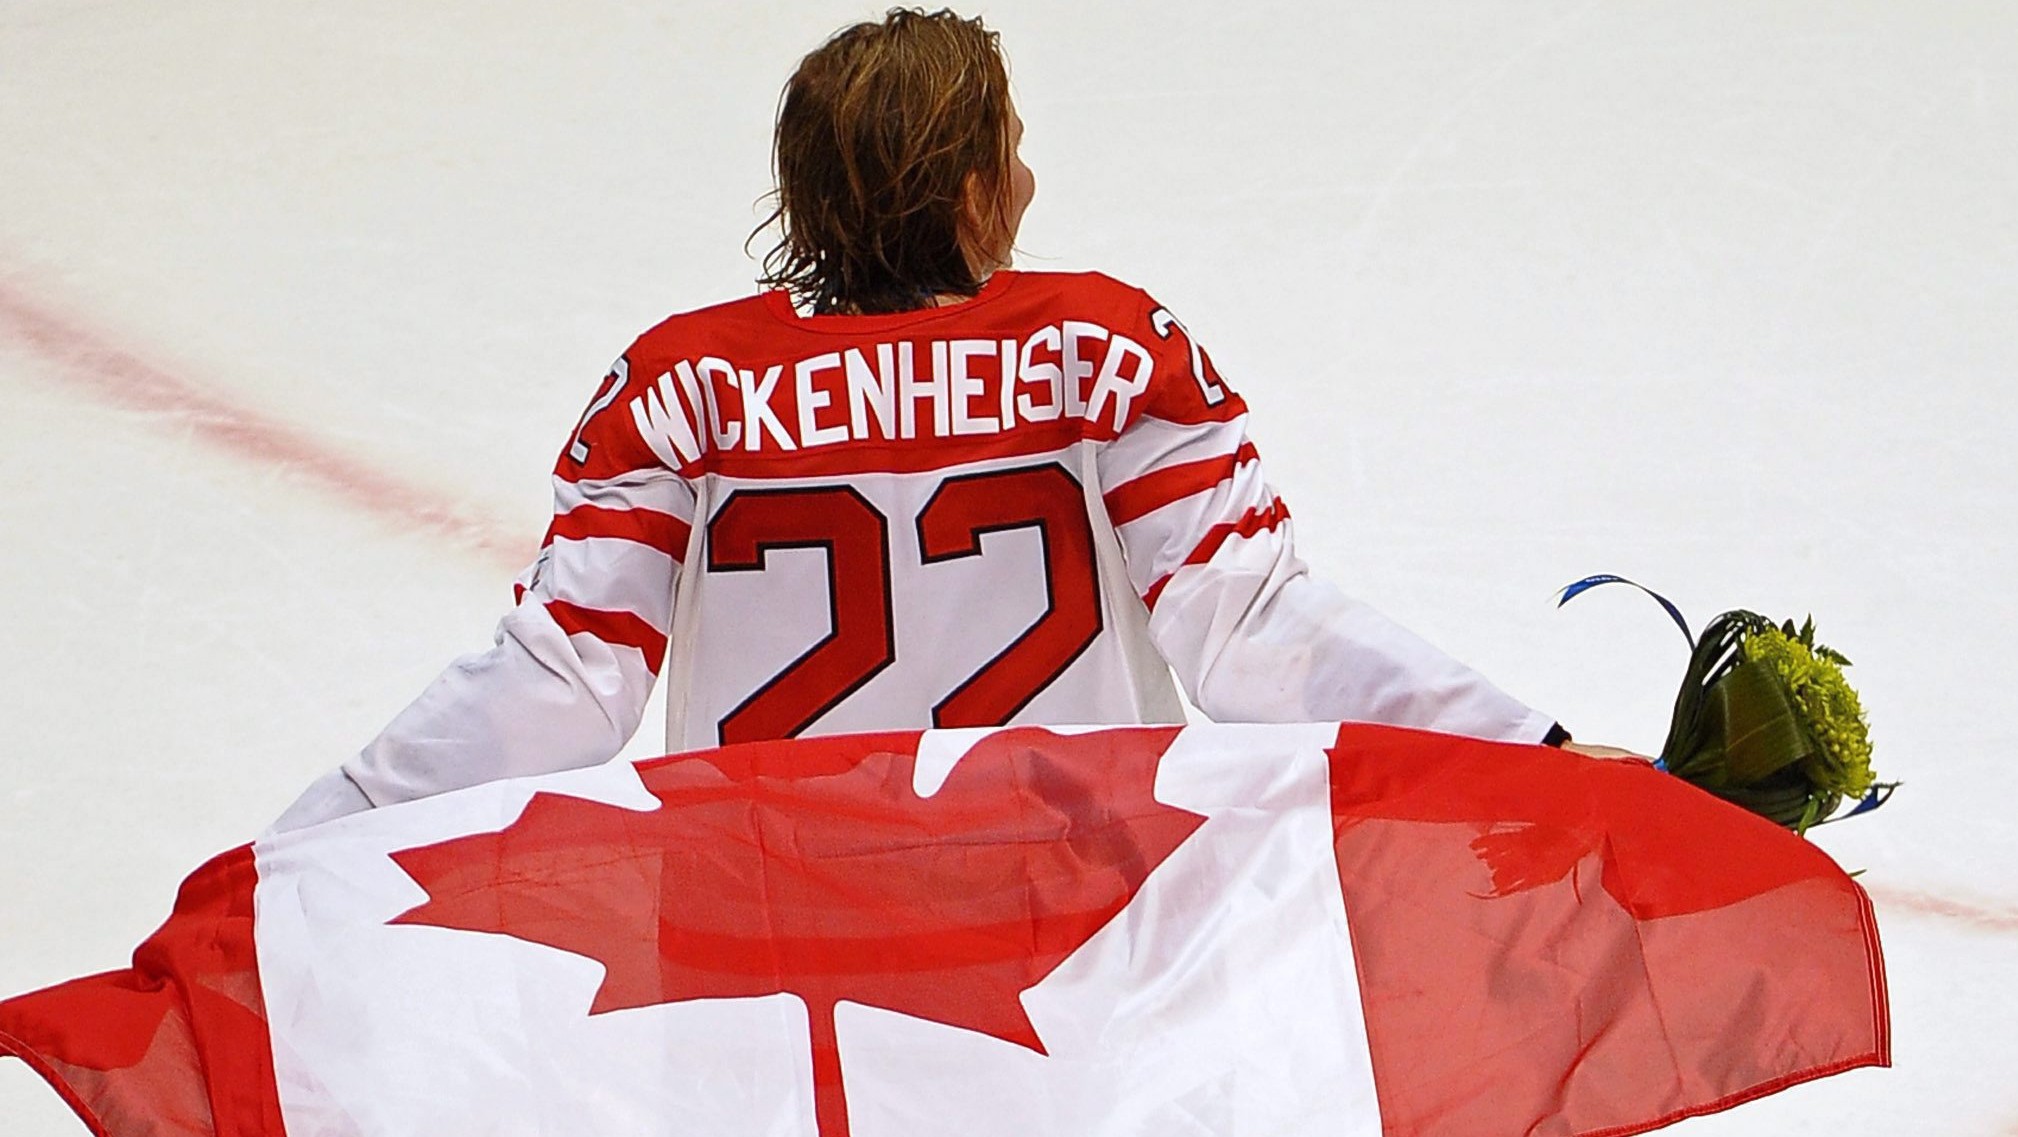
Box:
1560 741 1652 762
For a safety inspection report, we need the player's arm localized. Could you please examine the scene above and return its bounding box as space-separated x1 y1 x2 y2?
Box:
1098 299 1555 743
271 356 694 831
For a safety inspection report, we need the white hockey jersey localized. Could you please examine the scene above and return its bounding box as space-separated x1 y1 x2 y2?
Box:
280 271 1552 827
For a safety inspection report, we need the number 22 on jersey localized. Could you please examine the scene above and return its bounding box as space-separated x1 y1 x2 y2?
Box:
704 463 1102 743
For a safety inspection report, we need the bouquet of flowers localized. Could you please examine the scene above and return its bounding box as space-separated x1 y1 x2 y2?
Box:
1560 576 1894 832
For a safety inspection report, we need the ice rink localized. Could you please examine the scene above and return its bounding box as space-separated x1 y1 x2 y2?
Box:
3 1 2014 1133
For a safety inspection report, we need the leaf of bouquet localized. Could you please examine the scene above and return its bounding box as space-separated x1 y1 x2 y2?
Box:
1727 775 1833 831
1660 612 1757 776
1710 663 1814 785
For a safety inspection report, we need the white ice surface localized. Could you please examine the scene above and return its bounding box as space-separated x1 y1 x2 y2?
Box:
2 1 2014 1134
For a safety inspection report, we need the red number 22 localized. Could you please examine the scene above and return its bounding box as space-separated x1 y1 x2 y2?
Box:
705 463 1101 744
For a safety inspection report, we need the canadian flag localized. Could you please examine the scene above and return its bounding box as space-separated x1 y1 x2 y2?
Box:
0 723 1887 1137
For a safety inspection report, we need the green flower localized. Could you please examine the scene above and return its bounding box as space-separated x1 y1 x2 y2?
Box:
1739 620 1875 804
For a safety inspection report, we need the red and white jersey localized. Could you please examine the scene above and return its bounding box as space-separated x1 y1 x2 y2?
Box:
323 271 1551 816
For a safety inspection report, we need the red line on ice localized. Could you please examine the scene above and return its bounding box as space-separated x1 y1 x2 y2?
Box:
1863 884 2018 935
0 278 527 571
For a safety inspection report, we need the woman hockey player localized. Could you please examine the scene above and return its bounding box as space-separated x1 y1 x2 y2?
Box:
277 8 1583 830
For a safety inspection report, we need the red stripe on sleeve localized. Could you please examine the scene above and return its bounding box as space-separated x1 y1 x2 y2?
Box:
1142 496 1290 610
543 506 692 561
546 600 670 675
1102 442 1260 527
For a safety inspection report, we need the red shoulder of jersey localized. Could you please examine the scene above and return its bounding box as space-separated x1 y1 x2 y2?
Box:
994 272 1249 429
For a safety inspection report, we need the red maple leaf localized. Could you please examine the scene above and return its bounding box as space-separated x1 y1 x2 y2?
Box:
388 726 1204 1137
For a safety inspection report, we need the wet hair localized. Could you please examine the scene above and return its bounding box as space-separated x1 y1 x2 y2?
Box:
755 8 1014 315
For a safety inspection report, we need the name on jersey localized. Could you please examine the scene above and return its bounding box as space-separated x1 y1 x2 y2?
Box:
625 321 1155 468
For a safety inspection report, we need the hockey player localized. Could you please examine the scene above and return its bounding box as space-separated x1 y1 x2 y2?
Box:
276 8 1589 831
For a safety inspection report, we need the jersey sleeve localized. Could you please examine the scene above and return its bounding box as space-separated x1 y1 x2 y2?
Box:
272 355 695 831
1097 296 1554 743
